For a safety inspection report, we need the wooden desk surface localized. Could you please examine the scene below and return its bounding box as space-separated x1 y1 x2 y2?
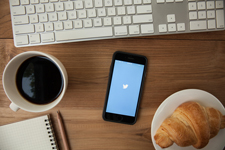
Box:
0 0 225 149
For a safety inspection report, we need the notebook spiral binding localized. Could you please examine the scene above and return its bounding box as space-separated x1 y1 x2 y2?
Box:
45 116 58 150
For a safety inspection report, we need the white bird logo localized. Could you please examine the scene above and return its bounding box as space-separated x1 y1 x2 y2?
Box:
123 84 128 89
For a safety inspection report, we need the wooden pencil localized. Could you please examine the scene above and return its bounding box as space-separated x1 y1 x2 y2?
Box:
57 111 70 150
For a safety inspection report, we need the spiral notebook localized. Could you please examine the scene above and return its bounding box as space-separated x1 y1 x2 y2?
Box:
0 115 58 150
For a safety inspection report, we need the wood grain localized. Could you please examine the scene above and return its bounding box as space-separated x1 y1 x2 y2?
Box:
1 0 225 150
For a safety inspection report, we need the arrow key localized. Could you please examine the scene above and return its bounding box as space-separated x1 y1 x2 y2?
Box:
168 24 176 32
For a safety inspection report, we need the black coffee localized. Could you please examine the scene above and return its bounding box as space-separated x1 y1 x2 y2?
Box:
16 56 63 105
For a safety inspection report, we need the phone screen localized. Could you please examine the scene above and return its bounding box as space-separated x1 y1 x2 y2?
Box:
106 60 145 117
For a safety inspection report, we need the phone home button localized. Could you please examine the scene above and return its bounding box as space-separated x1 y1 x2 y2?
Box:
117 116 123 122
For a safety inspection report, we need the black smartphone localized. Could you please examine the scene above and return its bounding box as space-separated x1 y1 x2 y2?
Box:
102 51 147 125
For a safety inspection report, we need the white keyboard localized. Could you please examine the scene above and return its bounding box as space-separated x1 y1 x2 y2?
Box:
10 0 225 47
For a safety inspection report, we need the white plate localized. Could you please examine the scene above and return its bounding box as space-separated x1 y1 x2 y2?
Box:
151 89 225 150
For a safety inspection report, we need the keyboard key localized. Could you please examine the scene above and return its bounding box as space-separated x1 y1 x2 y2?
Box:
88 9 97 18
216 10 224 28
41 33 55 43
30 0 39 4
39 14 48 22
36 4 45 13
114 26 128 36
167 14 175 22
74 20 83 28
113 17 122 25
216 1 224 9
117 7 126 15
11 0 20 6
123 16 131 24
45 23 54 31
58 12 68 20
188 2 197 10
45 3 55 12
168 23 176 32
68 11 77 20
65 1 74 10
29 15 39 23
197 2 206 10
207 10 215 19
40 0 49 3
49 13 58 21
177 23 185 31
189 11 197 20
35 24 44 32
208 20 216 29
108 7 116 16
157 0 165 4
143 0 151 4
137 5 152 14
207 1 215 9
13 16 29 25
30 34 41 44
198 11 206 19
94 18 102 26
133 14 153 24
26 5 35 14
166 0 173 2
175 0 183 2
15 35 29 45
98 8 106 17
190 20 206 30
75 1 84 9
84 19 92 28
159 24 167 33
134 0 142 5
64 21 73 29
55 27 113 41
114 0 123 6
12 6 25 15
95 0 103 7
104 17 112 26
55 3 64 11
55 22 64 30
141 24 154 34
127 6 135 14
124 0 132 5
15 24 34 34
129 25 140 35
105 0 113 7
85 0 93 8
21 0 29 5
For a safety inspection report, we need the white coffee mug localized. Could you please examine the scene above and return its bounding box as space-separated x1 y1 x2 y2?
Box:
2 51 68 112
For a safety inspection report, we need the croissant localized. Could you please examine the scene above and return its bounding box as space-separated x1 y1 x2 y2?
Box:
154 101 225 149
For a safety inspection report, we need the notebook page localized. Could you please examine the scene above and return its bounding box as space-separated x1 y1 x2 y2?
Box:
0 115 57 150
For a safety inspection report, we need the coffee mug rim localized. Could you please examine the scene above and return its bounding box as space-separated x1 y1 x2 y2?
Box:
2 51 68 112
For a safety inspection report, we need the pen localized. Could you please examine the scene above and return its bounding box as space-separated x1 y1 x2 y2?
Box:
57 111 70 150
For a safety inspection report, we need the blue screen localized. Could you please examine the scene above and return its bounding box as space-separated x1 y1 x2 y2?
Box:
106 60 144 117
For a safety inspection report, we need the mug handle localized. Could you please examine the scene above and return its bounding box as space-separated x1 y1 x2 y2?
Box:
9 102 20 112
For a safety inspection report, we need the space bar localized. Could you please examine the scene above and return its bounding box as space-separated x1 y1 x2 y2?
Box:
55 27 113 41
